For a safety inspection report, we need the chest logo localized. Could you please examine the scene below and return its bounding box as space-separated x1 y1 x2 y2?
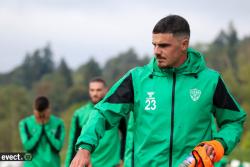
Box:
190 88 201 101
145 92 156 110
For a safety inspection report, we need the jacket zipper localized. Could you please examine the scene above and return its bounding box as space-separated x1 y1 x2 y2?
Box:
169 72 176 167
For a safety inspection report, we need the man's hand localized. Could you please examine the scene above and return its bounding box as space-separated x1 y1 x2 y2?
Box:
117 160 124 167
203 143 215 161
42 110 50 124
34 112 45 124
70 149 92 167
34 109 51 124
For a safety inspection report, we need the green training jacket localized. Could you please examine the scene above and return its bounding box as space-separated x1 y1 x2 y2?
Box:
19 115 65 167
76 48 246 167
65 102 120 167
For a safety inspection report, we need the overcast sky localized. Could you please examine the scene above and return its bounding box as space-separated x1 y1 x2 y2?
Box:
0 0 249 73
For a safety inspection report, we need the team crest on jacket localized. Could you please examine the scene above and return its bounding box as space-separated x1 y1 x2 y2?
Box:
190 88 201 101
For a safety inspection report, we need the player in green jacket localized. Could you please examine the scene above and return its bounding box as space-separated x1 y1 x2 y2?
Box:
19 96 65 167
65 77 121 167
70 15 246 167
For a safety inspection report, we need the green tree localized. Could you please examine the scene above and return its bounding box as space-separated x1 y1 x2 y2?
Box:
42 43 55 74
57 58 73 88
33 72 67 113
206 30 230 72
102 48 149 85
0 44 55 88
74 58 102 87
227 22 239 71
0 85 31 151
64 85 88 106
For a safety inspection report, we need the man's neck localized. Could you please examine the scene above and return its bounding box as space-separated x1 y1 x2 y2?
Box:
174 53 187 68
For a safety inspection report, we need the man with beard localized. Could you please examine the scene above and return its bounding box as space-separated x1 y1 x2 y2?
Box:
70 15 246 167
65 77 121 167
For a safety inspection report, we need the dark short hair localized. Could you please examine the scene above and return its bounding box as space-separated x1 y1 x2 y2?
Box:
34 96 50 112
153 15 190 37
89 77 107 87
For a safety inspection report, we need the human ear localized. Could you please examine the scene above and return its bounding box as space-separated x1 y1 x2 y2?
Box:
181 37 189 50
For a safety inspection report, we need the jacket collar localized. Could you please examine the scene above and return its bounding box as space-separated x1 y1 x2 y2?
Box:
146 48 206 77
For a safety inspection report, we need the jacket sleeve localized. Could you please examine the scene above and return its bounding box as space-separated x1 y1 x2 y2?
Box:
76 71 134 152
65 114 81 167
19 120 43 152
44 120 65 152
124 113 134 167
212 76 246 155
